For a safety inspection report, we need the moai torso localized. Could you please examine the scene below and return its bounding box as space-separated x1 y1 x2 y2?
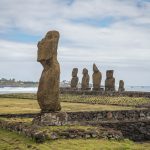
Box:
81 68 90 90
71 68 79 89
92 64 102 91
37 30 61 112
118 80 125 92
105 70 115 92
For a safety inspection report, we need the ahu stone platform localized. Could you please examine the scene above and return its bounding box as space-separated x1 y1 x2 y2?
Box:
1 109 150 142
32 109 150 126
60 87 150 98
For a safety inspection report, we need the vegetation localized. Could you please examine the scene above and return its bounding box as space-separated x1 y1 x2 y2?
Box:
0 129 150 150
61 94 150 106
0 98 137 114
0 78 38 87
0 117 32 123
0 93 149 107
0 93 149 149
0 93 37 99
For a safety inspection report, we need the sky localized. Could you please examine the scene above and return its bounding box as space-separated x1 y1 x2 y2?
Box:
0 0 150 86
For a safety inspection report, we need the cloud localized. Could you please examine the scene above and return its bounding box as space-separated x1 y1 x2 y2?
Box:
0 40 36 62
0 0 150 33
0 0 150 85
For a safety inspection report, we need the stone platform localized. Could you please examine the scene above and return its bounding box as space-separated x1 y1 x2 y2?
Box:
60 87 150 98
32 112 68 126
32 109 150 126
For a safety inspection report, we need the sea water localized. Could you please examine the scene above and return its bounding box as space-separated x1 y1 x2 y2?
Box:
0 87 37 94
0 86 150 94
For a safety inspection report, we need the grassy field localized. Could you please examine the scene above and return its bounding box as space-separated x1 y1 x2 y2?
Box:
0 129 150 150
0 98 138 114
0 93 149 107
61 94 150 106
0 93 149 149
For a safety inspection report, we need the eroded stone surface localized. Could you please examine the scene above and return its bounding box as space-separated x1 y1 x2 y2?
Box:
105 70 115 92
92 64 102 91
71 68 79 89
81 68 90 90
37 30 61 112
118 80 125 92
33 112 68 126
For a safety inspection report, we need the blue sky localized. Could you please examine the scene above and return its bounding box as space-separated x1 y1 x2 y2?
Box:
0 0 150 86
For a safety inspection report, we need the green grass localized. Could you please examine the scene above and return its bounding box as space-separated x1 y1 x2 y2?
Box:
0 128 150 150
0 98 140 114
0 93 149 107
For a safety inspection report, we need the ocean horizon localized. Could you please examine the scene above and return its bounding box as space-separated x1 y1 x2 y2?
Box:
0 86 150 94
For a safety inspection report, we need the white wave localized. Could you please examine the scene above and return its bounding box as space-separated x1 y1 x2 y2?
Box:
0 86 150 94
0 87 37 94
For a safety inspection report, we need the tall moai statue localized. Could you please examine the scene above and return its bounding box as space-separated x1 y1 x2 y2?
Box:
71 68 79 89
92 64 102 91
118 80 125 92
37 30 61 112
81 68 90 90
105 70 115 92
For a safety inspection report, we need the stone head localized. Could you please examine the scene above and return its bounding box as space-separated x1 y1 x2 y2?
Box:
45 30 60 40
72 68 78 77
37 30 60 69
119 80 124 86
93 63 99 72
106 70 114 79
82 68 88 75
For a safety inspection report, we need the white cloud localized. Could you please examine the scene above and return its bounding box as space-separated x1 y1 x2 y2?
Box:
0 0 150 85
0 40 36 61
0 0 150 33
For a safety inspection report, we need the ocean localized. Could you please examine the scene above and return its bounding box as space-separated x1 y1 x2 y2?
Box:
0 87 37 94
0 86 150 94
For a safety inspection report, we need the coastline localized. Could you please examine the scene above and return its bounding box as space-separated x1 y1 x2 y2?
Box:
0 86 150 94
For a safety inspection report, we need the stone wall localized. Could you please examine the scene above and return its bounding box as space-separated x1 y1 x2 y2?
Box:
0 109 150 142
100 121 150 141
67 109 150 122
0 113 37 118
0 119 123 143
1 110 150 122
32 109 150 126
60 88 150 98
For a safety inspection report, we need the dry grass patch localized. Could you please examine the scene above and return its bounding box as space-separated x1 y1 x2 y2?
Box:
0 98 138 114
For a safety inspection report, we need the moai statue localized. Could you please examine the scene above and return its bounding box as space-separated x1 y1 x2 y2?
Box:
81 68 90 90
105 70 115 92
37 30 61 112
71 68 79 89
118 80 125 92
92 64 102 91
